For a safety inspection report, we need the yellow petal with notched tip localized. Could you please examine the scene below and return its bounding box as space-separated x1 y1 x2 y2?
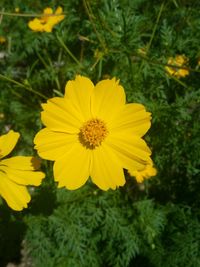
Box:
106 132 151 171
1 156 41 170
0 165 44 186
110 103 151 137
91 78 125 123
0 130 19 159
64 75 94 120
28 18 44 31
34 128 78 160
0 172 31 211
41 97 82 133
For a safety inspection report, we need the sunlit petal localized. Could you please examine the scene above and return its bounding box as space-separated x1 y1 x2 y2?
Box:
91 78 126 123
91 144 125 190
54 143 91 189
106 132 151 171
65 75 94 120
34 128 78 160
41 97 83 133
110 103 151 137
0 172 31 211
0 130 20 159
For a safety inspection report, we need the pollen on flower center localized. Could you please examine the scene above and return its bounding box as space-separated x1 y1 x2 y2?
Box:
79 118 108 149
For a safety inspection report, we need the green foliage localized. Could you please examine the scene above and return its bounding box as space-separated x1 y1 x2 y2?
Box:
0 0 200 266
25 188 166 267
146 205 200 267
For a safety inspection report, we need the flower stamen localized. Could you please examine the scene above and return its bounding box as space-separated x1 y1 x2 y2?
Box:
79 118 108 149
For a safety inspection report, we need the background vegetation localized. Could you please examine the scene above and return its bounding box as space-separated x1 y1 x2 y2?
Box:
0 0 200 266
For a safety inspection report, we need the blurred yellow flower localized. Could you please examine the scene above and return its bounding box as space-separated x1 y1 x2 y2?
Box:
28 6 65 32
165 55 189 78
0 130 45 211
0 36 6 44
129 160 157 183
34 75 152 191
0 113 4 119
15 7 20 13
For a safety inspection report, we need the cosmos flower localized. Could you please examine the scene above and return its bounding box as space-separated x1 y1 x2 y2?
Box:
34 75 152 190
129 160 157 183
28 6 65 32
165 55 189 78
0 130 45 211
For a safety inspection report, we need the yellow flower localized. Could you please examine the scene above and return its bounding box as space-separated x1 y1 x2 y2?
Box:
129 160 157 183
165 55 189 78
0 36 6 44
28 6 65 32
0 130 45 211
15 7 20 13
34 75 152 191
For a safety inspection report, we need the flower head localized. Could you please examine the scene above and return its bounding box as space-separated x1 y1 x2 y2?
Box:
15 7 20 13
0 36 6 44
28 6 65 32
34 75 152 190
0 130 45 211
129 160 157 183
165 55 189 78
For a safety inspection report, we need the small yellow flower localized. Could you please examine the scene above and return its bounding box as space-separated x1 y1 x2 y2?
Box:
0 130 45 211
0 36 6 44
0 113 4 119
165 55 189 78
28 6 65 32
15 7 20 13
34 75 152 191
129 160 157 183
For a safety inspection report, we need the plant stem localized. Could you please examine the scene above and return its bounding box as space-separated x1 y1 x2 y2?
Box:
0 11 67 17
0 74 47 99
56 34 82 67
146 2 165 55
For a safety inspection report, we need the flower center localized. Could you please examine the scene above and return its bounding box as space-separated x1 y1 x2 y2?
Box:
79 118 108 149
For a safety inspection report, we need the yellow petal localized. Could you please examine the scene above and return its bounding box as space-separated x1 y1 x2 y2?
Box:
55 6 63 15
34 128 78 160
43 7 53 15
28 18 44 32
54 7 65 23
1 156 42 170
64 75 94 120
54 143 91 189
0 130 20 159
0 165 45 186
91 78 126 123
110 103 151 137
41 97 82 133
91 144 125 190
0 172 30 211
106 132 151 171
43 23 53 32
